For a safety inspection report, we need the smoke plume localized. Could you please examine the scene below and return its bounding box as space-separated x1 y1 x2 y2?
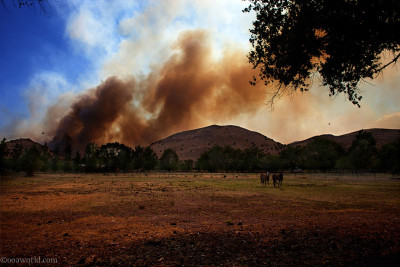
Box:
49 30 267 152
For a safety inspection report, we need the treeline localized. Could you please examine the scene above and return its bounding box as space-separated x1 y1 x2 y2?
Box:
195 131 399 174
279 131 400 174
0 130 399 176
0 141 159 176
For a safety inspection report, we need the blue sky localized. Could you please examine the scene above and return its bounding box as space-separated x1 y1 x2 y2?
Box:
0 0 399 145
0 6 60 116
0 4 88 117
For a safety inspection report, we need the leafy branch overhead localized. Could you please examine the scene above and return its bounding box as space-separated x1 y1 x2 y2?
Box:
244 0 400 106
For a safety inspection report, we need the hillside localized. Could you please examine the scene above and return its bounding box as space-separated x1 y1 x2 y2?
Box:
289 128 400 149
149 125 284 161
4 138 49 156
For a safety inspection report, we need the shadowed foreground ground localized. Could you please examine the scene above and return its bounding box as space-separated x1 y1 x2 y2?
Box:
1 173 399 266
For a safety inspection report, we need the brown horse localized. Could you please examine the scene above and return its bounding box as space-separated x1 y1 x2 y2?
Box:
260 172 269 186
272 172 283 187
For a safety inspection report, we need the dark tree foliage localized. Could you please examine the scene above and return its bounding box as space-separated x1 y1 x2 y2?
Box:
135 146 158 171
40 149 51 172
11 143 23 171
0 138 8 174
348 130 377 174
2 137 397 174
242 146 268 171
50 156 61 172
64 144 72 161
62 143 73 172
1 0 52 16
21 145 41 176
83 142 99 173
132 146 158 171
196 145 267 172
73 151 81 172
264 154 281 172
244 0 400 106
334 155 353 171
279 145 304 170
159 148 179 171
196 145 232 172
377 142 400 174
142 147 158 171
98 142 132 172
132 145 145 171
303 138 344 171
180 159 194 171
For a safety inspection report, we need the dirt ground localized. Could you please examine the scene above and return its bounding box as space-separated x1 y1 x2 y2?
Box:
1 172 400 266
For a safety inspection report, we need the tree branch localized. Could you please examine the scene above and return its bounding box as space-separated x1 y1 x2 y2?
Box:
376 52 400 73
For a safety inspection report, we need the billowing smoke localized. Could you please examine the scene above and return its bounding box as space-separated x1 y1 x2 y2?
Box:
50 77 136 151
49 30 267 152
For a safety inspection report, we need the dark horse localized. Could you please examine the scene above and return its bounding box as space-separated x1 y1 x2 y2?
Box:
272 172 283 187
260 172 269 186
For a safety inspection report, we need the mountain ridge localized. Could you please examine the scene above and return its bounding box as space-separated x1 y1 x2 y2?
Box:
4 126 399 161
149 125 284 161
3 138 49 156
289 128 400 150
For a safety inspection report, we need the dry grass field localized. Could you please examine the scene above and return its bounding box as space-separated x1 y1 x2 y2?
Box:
1 172 400 266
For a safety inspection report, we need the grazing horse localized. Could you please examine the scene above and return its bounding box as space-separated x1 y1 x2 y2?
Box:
260 172 269 186
272 172 284 187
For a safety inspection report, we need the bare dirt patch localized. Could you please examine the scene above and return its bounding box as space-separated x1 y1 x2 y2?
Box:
1 173 399 266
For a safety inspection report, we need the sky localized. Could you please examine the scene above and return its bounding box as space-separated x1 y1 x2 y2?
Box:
0 0 399 149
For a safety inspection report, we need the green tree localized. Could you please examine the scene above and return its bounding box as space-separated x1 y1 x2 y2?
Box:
264 155 281 172
303 138 343 171
348 130 377 175
196 145 243 172
39 150 51 172
83 142 99 172
159 148 179 171
242 146 266 172
142 147 158 171
21 145 42 176
196 150 211 171
10 143 23 171
223 146 243 171
117 148 131 172
64 144 72 161
378 142 400 174
280 145 304 170
73 151 81 172
244 0 400 106
62 158 72 172
132 145 145 171
335 156 353 171
180 159 194 171
131 146 158 171
0 138 8 174
50 156 61 172
196 145 225 172
98 142 132 172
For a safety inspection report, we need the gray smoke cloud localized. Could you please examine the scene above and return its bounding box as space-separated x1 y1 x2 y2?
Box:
48 30 268 152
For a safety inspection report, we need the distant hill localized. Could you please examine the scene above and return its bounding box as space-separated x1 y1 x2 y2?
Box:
4 138 49 156
149 125 284 161
289 128 400 149
4 127 398 161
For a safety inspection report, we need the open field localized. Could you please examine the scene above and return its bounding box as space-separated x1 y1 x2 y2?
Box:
1 172 400 266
